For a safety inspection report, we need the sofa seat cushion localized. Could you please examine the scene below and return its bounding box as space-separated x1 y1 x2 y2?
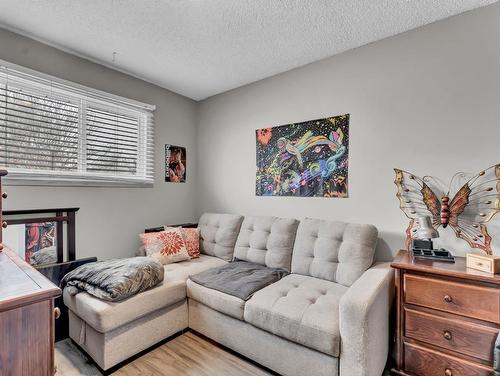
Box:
162 254 227 280
188 260 288 301
186 279 245 320
244 274 348 357
63 255 226 333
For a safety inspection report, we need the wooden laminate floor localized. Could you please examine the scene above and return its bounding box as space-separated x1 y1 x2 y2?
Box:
56 331 392 375
56 331 273 375
112 331 273 376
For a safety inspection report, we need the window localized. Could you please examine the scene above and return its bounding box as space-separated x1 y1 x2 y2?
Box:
0 61 155 186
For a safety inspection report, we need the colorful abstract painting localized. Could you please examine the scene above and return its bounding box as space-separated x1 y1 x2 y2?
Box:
256 114 349 198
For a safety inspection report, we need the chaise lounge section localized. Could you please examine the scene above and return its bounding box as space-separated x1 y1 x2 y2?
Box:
64 213 394 376
64 213 243 370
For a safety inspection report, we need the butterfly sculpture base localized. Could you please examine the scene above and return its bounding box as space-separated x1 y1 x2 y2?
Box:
411 248 455 263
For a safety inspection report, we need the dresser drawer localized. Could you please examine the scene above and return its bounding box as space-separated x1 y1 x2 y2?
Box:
404 274 500 323
404 342 492 376
405 308 498 362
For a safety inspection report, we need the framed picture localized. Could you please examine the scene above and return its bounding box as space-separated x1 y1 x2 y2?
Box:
3 222 57 264
25 222 56 264
256 114 349 198
165 144 186 183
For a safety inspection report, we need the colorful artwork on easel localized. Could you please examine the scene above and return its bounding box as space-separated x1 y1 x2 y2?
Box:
25 222 56 262
256 114 349 198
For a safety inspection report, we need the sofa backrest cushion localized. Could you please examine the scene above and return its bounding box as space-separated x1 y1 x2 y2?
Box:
291 218 378 286
198 213 243 261
234 216 299 271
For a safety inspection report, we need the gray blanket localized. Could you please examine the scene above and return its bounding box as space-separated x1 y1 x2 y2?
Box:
61 257 164 302
189 260 288 300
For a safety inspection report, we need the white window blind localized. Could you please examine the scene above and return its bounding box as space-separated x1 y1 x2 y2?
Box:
0 61 155 186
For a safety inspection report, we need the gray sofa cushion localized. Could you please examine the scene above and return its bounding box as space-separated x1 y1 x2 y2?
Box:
244 273 348 357
291 218 378 287
186 278 246 320
234 216 299 271
198 213 243 261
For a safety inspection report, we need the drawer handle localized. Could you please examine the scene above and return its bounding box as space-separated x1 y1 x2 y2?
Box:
443 330 452 340
2 192 7 199
54 307 61 320
445 368 452 376
443 295 453 303
2 221 7 229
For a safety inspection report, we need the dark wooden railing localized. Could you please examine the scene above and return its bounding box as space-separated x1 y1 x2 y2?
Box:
3 207 79 263
145 222 198 233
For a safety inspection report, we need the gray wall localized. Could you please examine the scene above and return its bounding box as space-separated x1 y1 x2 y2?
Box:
0 28 199 260
2 2 499 262
197 3 500 260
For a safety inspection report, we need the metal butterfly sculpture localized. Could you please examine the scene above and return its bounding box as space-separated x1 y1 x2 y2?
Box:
394 164 500 254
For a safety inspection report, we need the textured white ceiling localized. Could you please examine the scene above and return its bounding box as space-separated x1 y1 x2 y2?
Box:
0 0 496 100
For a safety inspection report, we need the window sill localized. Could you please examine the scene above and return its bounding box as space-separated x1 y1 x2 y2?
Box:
3 172 154 188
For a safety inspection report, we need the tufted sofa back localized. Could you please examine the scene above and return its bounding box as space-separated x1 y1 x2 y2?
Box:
233 216 299 271
198 213 244 261
291 218 378 287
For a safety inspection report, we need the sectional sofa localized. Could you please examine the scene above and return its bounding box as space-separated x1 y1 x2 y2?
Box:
63 213 395 376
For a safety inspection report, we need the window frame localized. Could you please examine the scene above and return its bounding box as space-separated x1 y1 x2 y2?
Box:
0 60 156 187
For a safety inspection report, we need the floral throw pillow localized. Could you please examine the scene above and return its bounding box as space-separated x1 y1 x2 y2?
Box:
139 227 190 265
164 227 200 259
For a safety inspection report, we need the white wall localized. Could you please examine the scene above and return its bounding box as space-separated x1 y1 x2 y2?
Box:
197 3 500 260
0 28 199 260
2 224 25 259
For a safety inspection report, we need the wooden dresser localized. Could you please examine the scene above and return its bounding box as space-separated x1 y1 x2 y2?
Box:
0 247 61 375
391 250 500 376
0 169 62 376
